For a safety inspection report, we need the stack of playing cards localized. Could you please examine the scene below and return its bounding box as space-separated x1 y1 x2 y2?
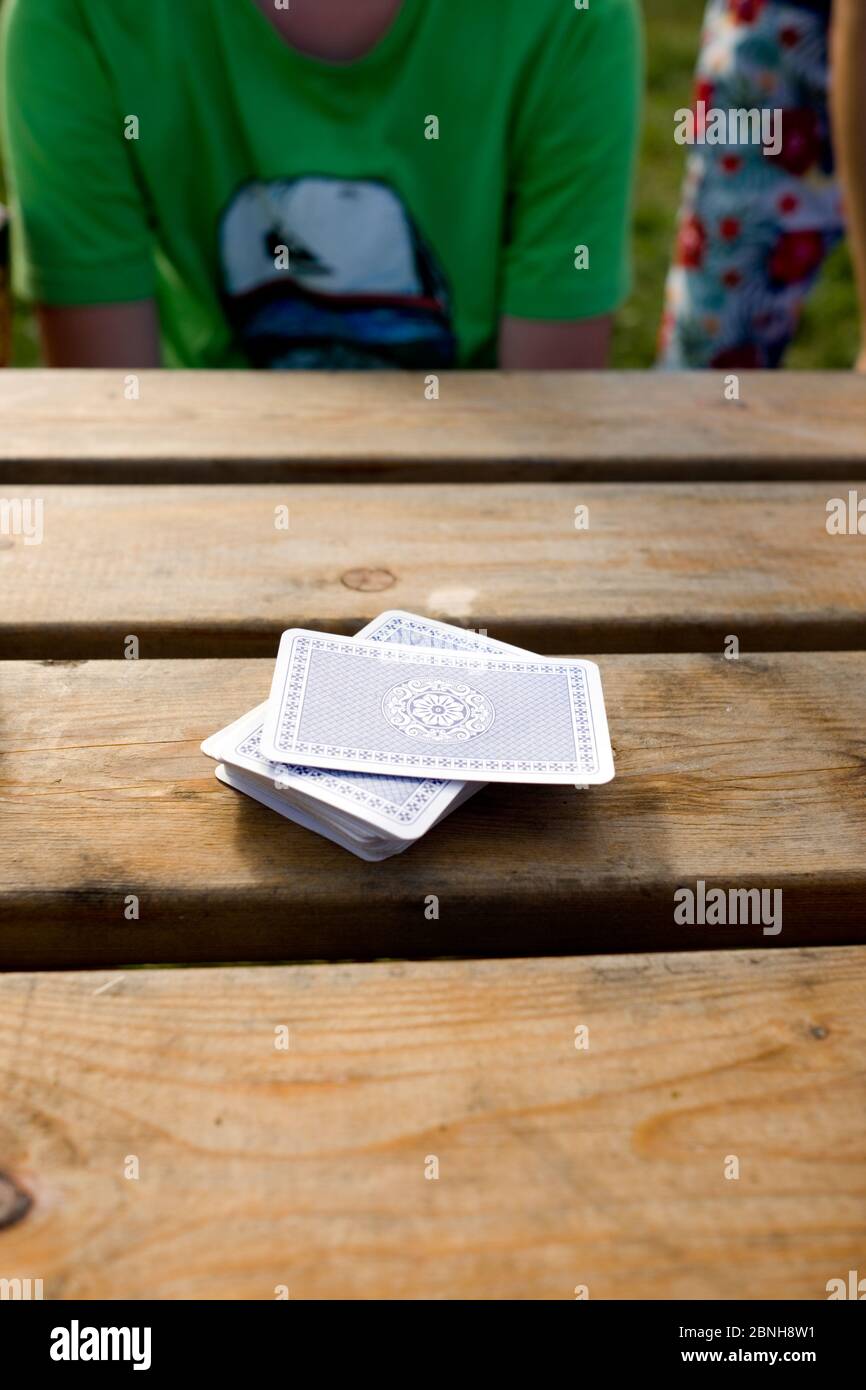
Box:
201 611 614 860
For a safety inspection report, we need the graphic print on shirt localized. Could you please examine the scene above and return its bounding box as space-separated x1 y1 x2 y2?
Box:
218 175 456 369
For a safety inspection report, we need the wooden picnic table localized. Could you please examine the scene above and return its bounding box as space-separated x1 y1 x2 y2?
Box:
4 370 866 481
1 370 864 1300
1 949 862 1300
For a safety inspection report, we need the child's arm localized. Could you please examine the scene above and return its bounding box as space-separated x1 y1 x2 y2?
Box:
2 0 158 367
37 302 161 369
830 0 866 369
497 0 641 370
498 314 612 370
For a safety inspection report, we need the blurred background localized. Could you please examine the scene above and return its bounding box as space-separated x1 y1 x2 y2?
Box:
0 0 860 368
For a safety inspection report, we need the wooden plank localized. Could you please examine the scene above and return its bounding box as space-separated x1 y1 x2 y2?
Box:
1 655 864 968
0 947 862 1299
3 483 865 658
3 370 866 483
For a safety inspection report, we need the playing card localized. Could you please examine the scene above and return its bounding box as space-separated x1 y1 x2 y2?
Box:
260 630 614 785
213 744 392 845
206 702 461 841
361 610 530 658
214 764 406 862
202 611 527 842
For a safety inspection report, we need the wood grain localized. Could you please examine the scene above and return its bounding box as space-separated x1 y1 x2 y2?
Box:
0 948 862 1299
3 370 866 483
3 483 865 658
1 655 864 968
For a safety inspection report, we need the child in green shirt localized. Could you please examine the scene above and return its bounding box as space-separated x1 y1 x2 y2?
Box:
1 0 641 369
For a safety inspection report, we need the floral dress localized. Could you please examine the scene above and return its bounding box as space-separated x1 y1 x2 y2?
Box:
658 0 841 368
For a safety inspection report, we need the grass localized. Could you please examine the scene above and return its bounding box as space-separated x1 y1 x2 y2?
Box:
1 0 859 369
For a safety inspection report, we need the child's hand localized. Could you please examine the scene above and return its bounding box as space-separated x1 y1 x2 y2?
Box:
856 346 866 373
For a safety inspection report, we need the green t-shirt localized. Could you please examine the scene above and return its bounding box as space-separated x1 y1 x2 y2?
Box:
1 0 641 368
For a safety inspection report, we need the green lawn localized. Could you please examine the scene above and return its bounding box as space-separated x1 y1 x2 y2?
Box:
1 0 859 369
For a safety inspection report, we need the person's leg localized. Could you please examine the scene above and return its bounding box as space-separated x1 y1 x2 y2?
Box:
658 0 843 369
